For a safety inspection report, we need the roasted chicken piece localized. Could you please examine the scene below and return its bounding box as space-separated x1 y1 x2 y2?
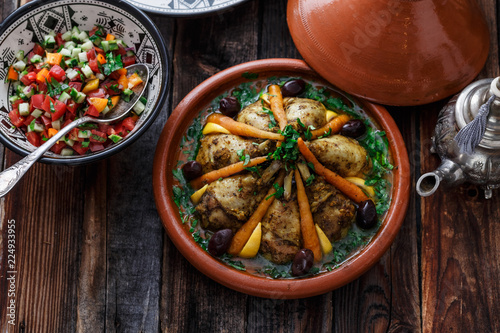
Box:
195 134 262 173
306 176 355 242
196 173 269 233
260 191 301 264
284 97 327 132
305 135 370 177
237 100 277 132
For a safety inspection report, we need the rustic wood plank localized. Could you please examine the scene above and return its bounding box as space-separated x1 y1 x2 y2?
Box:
160 1 260 332
420 2 500 332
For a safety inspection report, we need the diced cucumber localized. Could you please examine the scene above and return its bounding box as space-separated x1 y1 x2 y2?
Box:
15 50 24 61
63 137 75 147
51 119 61 130
64 41 76 49
32 122 44 133
139 96 147 104
108 40 118 51
61 148 74 156
71 26 80 35
9 95 19 103
81 64 93 78
58 91 70 103
31 109 43 118
74 91 87 104
78 52 88 62
96 73 105 81
22 85 34 98
30 54 42 63
126 50 135 57
78 31 88 42
101 40 109 52
18 102 29 116
108 134 122 143
89 35 101 46
44 35 56 49
66 68 79 80
60 48 71 57
101 106 110 115
65 58 78 68
71 47 82 58
13 60 26 71
18 92 27 100
80 40 93 51
117 40 127 47
16 84 25 94
47 30 56 37
61 31 72 41
44 111 52 118
78 130 91 138
132 100 145 115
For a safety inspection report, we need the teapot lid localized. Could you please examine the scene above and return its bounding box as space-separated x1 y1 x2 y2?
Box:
455 77 500 150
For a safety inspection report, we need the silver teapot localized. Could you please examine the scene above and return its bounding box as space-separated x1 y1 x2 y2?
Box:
416 78 500 199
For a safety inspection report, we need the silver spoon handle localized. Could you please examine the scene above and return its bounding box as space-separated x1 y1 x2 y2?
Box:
0 116 91 197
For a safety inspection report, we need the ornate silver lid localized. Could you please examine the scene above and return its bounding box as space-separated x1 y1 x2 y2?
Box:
455 77 500 150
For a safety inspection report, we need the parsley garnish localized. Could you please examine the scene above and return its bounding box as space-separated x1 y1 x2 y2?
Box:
102 53 123 76
265 183 284 200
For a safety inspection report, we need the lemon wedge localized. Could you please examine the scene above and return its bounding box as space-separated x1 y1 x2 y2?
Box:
239 222 262 258
345 176 375 197
202 122 231 135
326 110 338 122
190 184 208 204
260 93 271 105
315 224 333 254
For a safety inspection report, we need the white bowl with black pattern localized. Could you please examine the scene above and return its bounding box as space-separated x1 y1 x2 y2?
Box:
0 0 169 165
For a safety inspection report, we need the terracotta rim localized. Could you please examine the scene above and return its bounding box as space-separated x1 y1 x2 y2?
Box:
153 59 410 299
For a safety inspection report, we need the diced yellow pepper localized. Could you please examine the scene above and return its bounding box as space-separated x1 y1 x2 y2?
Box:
82 78 100 94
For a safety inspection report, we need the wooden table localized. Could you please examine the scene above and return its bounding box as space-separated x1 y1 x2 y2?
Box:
1 0 499 331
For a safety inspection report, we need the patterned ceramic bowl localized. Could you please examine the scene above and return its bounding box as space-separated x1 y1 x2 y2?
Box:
0 0 169 165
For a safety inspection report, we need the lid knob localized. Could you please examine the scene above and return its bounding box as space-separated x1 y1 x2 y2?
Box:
454 77 500 154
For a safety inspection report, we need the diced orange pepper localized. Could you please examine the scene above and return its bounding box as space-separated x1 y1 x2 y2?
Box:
131 114 139 122
6 65 18 81
105 34 115 41
46 52 62 66
117 74 128 91
109 96 120 109
115 68 127 76
82 78 100 94
97 53 106 64
127 72 143 89
89 97 109 113
36 68 50 83
48 128 58 138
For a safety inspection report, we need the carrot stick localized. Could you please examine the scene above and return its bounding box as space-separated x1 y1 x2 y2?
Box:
190 156 268 189
294 168 322 262
297 137 370 204
310 114 350 139
268 84 287 130
228 171 285 255
206 113 284 141
6 65 18 81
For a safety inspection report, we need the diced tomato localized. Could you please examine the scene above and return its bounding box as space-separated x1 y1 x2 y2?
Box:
49 64 65 82
87 48 96 61
62 119 73 128
50 141 67 154
89 142 105 152
8 109 25 127
98 123 110 133
33 43 44 56
68 81 82 92
122 56 136 67
84 105 99 117
38 81 48 94
87 88 106 98
89 129 107 143
116 44 127 56
30 94 45 110
101 80 121 96
122 117 136 132
113 123 125 136
88 58 100 74
65 112 76 121
94 46 105 55
42 95 55 113
40 115 52 128
66 100 79 115
68 128 80 141
20 71 37 85
55 33 64 47
23 115 36 127
51 100 67 121
26 132 41 147
11 99 24 109
72 142 90 155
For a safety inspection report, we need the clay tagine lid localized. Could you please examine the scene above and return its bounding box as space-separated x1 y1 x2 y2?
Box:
287 0 490 106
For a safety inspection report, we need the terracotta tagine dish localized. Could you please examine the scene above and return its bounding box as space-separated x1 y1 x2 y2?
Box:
287 0 490 106
153 59 410 298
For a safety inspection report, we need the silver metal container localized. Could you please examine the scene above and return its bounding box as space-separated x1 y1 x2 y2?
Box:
416 78 500 199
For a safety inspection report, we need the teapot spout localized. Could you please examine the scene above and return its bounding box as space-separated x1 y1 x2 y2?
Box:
416 160 465 197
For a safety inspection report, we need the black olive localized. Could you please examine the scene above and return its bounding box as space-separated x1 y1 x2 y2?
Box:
291 248 314 276
281 79 306 97
219 96 241 118
182 161 203 181
340 119 366 138
208 229 233 256
356 200 378 229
